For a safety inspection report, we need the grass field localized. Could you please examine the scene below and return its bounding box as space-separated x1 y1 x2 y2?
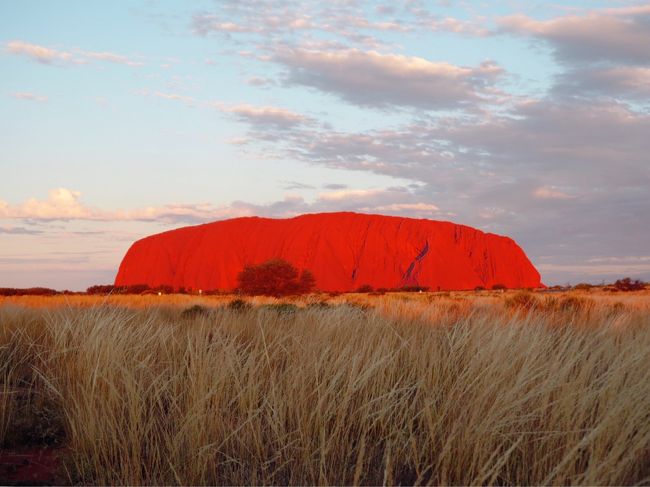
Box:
1 290 649 485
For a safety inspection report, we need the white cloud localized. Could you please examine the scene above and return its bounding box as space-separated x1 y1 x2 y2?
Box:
368 203 439 212
317 188 382 201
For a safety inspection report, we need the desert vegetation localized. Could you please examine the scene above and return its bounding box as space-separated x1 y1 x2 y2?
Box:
1 289 649 485
238 259 316 297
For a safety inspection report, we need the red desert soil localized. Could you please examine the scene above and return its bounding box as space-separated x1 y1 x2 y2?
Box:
115 212 542 292
0 448 63 486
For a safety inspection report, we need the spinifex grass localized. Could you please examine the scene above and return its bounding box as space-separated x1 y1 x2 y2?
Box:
1 293 649 485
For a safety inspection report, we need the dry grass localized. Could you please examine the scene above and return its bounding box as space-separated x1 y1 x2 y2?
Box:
1 291 649 485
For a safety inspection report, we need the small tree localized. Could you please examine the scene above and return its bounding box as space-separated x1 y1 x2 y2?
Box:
238 259 316 297
613 277 645 292
298 270 316 294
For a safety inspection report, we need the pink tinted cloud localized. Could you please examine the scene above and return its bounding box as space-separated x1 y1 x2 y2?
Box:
5 40 142 67
214 102 309 128
499 5 650 64
0 188 251 223
1 186 442 224
12 92 48 102
274 47 504 109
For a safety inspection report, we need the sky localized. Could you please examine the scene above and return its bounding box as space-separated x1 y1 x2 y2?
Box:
1 0 649 290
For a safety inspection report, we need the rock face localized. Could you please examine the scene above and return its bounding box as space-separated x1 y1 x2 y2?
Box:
115 212 542 291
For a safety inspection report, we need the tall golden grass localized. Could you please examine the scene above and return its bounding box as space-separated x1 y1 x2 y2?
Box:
1 292 649 485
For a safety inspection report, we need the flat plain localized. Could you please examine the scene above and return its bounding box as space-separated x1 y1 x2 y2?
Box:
1 289 649 485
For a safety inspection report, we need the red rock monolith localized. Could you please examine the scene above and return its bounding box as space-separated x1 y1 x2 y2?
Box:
115 212 542 291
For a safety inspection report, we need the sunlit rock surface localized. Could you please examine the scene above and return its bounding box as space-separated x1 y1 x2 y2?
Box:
115 212 542 291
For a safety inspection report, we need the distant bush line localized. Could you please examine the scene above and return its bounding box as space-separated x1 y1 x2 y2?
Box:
0 276 646 297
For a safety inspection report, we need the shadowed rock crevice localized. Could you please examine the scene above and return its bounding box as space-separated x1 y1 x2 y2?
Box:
402 240 429 285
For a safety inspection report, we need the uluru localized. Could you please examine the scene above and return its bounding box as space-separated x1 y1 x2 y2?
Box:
115 212 542 292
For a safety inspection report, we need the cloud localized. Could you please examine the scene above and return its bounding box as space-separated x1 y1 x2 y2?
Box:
5 40 142 67
83 51 143 67
192 15 258 35
0 185 443 225
322 183 347 190
588 256 650 264
0 226 42 235
5 40 73 64
427 17 490 37
533 186 575 200
225 93 650 283
369 203 440 212
281 180 315 190
215 102 310 128
0 188 248 223
246 76 275 86
191 3 409 43
135 89 195 106
312 187 443 216
537 262 650 277
555 66 650 100
273 47 504 109
318 188 382 201
12 92 48 102
1 188 93 220
499 6 650 64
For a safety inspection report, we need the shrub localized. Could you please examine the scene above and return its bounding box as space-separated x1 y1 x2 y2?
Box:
573 283 593 291
87 284 157 295
181 305 210 319
558 296 590 312
355 284 374 293
227 299 251 312
0 287 59 296
86 285 116 295
399 285 429 293
298 270 316 295
505 291 539 310
237 259 316 297
259 303 298 315
155 285 174 295
613 277 645 292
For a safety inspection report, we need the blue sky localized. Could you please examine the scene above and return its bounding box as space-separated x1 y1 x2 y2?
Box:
1 0 650 289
